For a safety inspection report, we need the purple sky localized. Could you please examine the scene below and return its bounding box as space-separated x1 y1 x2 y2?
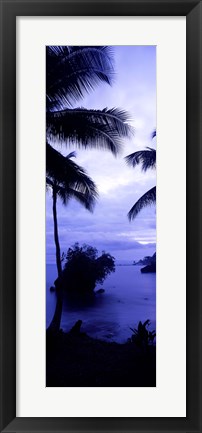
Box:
46 46 156 264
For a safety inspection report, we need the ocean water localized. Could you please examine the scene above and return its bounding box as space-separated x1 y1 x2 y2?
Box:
46 264 156 343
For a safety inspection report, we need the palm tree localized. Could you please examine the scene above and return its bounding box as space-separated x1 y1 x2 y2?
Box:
47 107 132 157
46 46 132 157
127 186 156 221
46 144 98 332
46 46 115 111
125 131 156 220
46 143 98 277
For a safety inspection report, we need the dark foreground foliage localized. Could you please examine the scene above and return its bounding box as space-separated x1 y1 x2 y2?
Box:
46 328 156 387
129 320 156 349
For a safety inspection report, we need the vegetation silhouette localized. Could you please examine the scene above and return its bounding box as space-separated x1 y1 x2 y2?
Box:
46 319 156 387
54 243 115 295
46 46 132 159
47 150 98 333
129 320 156 352
125 130 156 220
46 144 98 277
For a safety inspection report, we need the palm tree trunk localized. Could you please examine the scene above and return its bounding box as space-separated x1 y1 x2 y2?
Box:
52 187 62 277
47 187 63 334
47 288 63 334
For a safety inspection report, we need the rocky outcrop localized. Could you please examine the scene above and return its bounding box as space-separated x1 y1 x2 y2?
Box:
141 263 156 273
96 288 105 294
134 252 156 266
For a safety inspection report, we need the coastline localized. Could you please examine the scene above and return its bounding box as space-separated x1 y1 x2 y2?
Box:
47 265 156 342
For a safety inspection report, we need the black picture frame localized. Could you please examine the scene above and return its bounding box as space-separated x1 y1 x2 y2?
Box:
0 0 201 432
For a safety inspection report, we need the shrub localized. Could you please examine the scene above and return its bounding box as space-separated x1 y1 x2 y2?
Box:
130 320 156 350
57 243 115 294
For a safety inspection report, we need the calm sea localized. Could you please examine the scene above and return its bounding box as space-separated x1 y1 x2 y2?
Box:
46 264 156 343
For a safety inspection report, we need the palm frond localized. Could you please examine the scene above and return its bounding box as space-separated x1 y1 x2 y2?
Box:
58 187 96 212
46 46 115 110
46 176 54 193
125 147 156 171
47 107 133 156
46 176 54 187
46 143 98 209
66 151 76 159
46 142 79 183
128 186 156 221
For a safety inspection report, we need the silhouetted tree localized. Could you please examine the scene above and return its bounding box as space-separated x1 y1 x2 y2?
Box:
47 148 98 333
46 46 132 158
125 130 156 220
59 243 115 293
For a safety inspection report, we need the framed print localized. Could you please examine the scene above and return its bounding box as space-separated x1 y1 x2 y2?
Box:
19 17 185 417
0 0 201 432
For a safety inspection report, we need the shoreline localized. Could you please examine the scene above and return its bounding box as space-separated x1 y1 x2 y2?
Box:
46 266 156 342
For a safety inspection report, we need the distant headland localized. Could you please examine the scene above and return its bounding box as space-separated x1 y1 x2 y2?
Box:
133 252 156 273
